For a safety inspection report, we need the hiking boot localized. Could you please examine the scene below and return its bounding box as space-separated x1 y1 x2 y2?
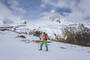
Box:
46 49 48 51
39 49 42 51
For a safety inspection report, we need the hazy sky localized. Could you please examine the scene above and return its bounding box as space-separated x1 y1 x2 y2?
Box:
0 0 90 23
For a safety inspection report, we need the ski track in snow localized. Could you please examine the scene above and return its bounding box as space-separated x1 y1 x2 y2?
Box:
0 31 90 60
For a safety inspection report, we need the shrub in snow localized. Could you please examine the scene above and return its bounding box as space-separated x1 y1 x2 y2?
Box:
33 30 42 38
17 35 26 39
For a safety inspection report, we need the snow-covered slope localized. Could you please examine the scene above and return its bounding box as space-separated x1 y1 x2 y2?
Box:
0 31 90 60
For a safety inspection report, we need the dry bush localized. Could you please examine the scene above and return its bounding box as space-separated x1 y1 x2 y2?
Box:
62 24 90 46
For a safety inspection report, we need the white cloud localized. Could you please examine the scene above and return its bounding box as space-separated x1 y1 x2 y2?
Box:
0 1 24 25
50 10 56 13
8 0 26 14
66 0 90 22
40 4 46 8
7 0 19 6
0 2 12 18
79 0 90 16
0 2 14 25
41 0 78 9
40 0 90 23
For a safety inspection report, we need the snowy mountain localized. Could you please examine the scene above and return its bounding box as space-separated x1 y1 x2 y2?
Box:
0 16 90 41
0 9 90 41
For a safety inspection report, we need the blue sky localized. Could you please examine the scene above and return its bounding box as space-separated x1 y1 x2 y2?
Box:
0 0 90 22
0 0 73 19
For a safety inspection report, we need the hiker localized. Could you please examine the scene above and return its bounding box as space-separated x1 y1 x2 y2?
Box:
40 32 48 51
